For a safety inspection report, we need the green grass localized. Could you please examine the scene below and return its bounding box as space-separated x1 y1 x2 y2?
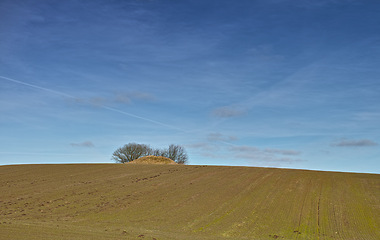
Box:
1 164 379 239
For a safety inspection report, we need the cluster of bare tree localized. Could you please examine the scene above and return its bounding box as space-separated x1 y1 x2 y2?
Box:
112 143 188 164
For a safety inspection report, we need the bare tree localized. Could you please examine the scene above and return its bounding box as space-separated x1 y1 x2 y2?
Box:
112 143 188 164
112 143 152 163
164 144 188 164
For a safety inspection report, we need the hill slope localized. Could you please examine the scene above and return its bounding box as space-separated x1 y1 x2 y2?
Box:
0 164 379 240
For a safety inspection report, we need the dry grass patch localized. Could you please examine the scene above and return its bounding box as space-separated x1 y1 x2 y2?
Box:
128 155 178 165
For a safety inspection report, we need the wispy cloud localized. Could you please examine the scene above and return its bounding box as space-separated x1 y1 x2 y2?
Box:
70 141 95 148
266 0 356 8
186 142 227 159
207 132 238 142
186 142 219 152
0 152 93 156
188 142 303 165
89 97 108 107
211 106 245 118
263 149 301 156
230 146 260 153
230 145 303 164
1 76 182 131
246 44 284 62
115 91 156 104
72 91 156 106
331 139 378 147
353 112 380 121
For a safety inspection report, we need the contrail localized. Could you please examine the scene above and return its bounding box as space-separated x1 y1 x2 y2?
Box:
0 151 94 156
0 75 184 131
102 106 184 131
0 75 77 99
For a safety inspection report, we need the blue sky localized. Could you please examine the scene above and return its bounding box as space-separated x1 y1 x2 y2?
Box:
1 0 379 173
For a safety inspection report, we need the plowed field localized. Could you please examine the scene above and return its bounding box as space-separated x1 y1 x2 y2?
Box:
1 164 379 239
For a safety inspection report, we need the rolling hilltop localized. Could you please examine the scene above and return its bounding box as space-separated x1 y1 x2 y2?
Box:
1 164 379 240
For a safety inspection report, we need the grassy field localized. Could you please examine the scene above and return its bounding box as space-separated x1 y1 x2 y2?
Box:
0 164 379 240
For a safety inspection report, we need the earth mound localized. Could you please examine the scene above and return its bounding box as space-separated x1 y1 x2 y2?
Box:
128 155 177 165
